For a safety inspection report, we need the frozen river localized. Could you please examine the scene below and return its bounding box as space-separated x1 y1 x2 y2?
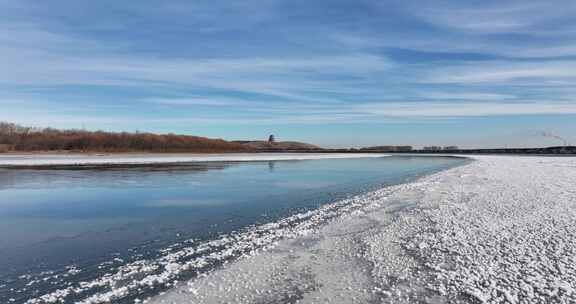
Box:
0 155 466 304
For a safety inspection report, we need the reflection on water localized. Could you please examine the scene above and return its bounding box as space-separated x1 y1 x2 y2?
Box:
0 156 467 303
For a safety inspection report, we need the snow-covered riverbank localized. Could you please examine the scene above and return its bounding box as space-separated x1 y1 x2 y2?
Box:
0 153 388 167
151 155 576 304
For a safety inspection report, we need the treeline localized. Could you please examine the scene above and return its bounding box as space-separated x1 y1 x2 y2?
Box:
0 122 247 153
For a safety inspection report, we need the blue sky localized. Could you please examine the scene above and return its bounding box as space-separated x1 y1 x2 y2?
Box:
1 0 575 148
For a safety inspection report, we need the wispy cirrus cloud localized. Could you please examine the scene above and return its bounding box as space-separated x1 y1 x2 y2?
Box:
1 0 575 147
145 97 244 106
416 92 517 101
420 61 576 84
0 23 390 101
405 1 576 34
356 101 576 117
333 0 576 59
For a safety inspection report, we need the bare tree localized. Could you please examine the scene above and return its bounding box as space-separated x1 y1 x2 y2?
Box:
0 121 248 153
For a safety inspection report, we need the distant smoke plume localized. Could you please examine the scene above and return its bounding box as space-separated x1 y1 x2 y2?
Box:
537 131 569 146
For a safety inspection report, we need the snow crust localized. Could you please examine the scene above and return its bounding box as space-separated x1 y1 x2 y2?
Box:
148 155 576 304
0 153 387 167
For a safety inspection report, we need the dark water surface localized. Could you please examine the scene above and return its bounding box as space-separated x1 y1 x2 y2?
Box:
0 156 467 303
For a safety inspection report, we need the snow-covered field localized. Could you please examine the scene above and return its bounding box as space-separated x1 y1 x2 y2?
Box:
149 155 576 304
0 153 387 167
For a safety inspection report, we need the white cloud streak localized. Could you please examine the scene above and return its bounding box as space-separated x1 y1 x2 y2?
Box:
402 1 576 35
417 92 517 101
333 0 576 59
0 23 390 102
356 101 576 117
421 61 576 84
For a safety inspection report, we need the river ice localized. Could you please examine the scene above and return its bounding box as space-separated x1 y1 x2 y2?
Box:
149 155 576 304
0 153 387 167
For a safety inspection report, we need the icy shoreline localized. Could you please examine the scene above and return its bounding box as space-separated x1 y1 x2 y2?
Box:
0 153 388 167
150 155 576 304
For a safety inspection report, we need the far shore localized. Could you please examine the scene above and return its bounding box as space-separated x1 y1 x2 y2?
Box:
0 152 391 168
1 144 575 156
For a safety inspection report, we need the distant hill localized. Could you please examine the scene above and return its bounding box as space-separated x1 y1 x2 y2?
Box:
233 140 322 151
0 122 247 153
